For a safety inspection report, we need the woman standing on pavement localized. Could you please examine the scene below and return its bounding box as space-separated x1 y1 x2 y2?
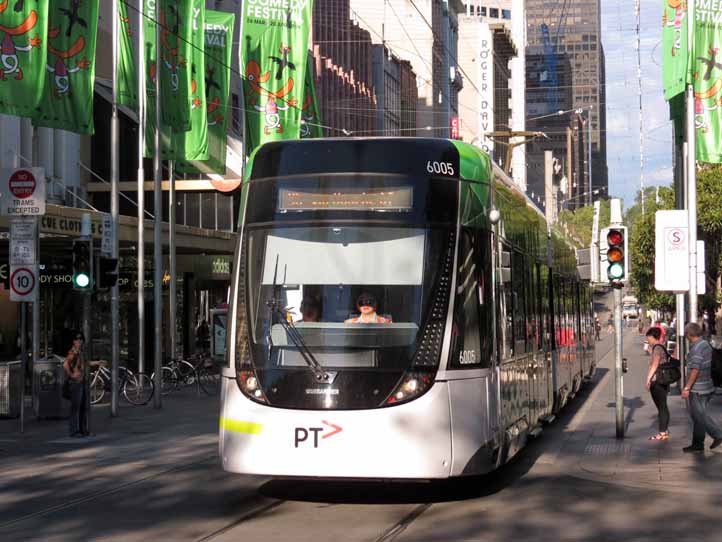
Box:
645 327 670 441
63 332 88 438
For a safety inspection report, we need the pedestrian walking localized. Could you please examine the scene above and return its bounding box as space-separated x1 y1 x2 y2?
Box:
645 327 670 441
63 332 88 438
681 322 722 453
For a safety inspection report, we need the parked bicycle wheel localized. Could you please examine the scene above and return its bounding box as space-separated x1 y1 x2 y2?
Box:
197 366 220 395
123 373 154 405
90 369 106 404
159 366 179 395
176 359 197 387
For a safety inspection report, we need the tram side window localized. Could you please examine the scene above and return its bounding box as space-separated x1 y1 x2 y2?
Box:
511 250 527 355
499 243 514 359
449 229 490 368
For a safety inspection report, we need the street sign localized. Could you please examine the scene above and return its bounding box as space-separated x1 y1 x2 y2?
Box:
0 168 46 216
101 214 112 257
10 217 38 265
10 264 38 302
655 210 689 291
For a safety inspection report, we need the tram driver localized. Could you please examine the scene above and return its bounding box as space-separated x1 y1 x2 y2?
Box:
344 293 391 324
299 297 321 323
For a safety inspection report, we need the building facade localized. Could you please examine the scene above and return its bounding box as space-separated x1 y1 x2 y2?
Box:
312 0 378 137
459 1 526 189
526 0 608 199
372 46 419 136
349 0 465 138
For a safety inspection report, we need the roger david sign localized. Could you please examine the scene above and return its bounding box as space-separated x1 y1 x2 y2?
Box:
10 265 38 302
1 168 46 216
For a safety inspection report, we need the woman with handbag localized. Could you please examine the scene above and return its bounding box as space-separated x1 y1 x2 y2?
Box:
63 332 88 438
645 327 670 441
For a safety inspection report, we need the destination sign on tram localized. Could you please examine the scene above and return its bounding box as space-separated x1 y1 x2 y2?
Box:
278 186 413 212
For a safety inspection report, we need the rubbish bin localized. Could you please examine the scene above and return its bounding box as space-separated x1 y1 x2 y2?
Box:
0 361 23 418
33 356 70 419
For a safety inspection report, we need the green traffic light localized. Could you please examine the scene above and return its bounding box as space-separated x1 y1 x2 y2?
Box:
74 273 91 288
608 262 624 280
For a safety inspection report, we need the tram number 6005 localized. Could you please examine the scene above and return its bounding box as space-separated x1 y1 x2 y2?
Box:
426 161 455 176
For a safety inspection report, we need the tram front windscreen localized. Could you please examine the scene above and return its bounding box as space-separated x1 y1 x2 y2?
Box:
240 174 457 409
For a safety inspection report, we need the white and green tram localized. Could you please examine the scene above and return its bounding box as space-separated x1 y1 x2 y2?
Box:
219 138 595 479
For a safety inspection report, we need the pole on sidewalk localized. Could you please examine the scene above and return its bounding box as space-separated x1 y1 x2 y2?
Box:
19 303 27 433
153 0 163 409
614 286 624 438
169 161 177 362
137 0 146 377
686 0 698 324
110 0 120 417
81 214 92 435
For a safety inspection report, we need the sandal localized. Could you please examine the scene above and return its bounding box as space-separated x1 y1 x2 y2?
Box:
649 432 669 441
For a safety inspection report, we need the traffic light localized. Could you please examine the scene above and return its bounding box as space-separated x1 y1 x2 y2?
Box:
97 257 119 289
72 239 93 291
605 227 628 282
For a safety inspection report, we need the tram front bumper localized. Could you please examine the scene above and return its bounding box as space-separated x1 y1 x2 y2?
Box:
219 380 453 479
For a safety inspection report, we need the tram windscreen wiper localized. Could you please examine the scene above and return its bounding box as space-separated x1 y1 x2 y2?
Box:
266 256 329 382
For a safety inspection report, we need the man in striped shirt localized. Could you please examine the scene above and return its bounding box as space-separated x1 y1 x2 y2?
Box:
682 322 722 452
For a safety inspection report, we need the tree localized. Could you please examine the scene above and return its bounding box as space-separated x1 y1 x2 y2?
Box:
625 168 722 321
626 186 675 311
557 199 611 248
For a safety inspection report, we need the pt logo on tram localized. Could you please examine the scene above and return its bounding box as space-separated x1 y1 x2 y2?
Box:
294 421 343 448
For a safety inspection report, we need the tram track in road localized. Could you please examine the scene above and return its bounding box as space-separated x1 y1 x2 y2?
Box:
0 453 218 531
374 503 433 542
196 499 286 542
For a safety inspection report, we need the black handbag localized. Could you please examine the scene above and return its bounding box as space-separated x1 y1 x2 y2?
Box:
62 379 72 400
654 345 681 385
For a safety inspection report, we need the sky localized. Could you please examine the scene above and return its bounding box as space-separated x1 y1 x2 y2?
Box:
601 0 674 210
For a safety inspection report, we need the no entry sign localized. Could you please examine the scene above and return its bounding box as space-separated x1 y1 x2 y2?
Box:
1 168 46 216
10 265 38 302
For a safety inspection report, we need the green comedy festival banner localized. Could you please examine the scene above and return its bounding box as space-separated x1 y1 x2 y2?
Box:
177 9 234 174
692 2 722 163
241 0 314 154
117 0 137 109
143 0 157 157
662 0 688 101
0 0 49 118
159 0 193 131
300 54 323 139
34 0 98 134
164 0 207 161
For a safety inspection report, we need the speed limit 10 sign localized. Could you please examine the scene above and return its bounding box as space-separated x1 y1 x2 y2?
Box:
9 264 38 302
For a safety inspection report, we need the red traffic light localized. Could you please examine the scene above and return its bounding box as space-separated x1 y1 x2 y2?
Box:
607 229 623 246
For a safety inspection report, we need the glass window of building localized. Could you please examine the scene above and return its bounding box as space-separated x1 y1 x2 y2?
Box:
489 7 499 18
502 9 511 19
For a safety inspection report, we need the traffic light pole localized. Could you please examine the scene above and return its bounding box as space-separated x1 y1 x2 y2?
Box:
614 285 624 438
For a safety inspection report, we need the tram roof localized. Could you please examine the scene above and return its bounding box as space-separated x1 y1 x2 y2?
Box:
245 137 492 185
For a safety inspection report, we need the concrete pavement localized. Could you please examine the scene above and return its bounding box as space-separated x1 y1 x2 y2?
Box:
546 326 722 497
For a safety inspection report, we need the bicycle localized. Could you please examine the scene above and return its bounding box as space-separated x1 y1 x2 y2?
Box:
152 358 197 395
187 353 221 396
89 362 154 406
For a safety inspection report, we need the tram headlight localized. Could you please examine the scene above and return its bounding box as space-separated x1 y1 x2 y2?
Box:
237 368 268 404
385 372 434 406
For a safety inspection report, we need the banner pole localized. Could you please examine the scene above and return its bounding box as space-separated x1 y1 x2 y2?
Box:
137 0 146 377
686 0 697 323
110 0 120 417
169 160 176 363
153 0 163 409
